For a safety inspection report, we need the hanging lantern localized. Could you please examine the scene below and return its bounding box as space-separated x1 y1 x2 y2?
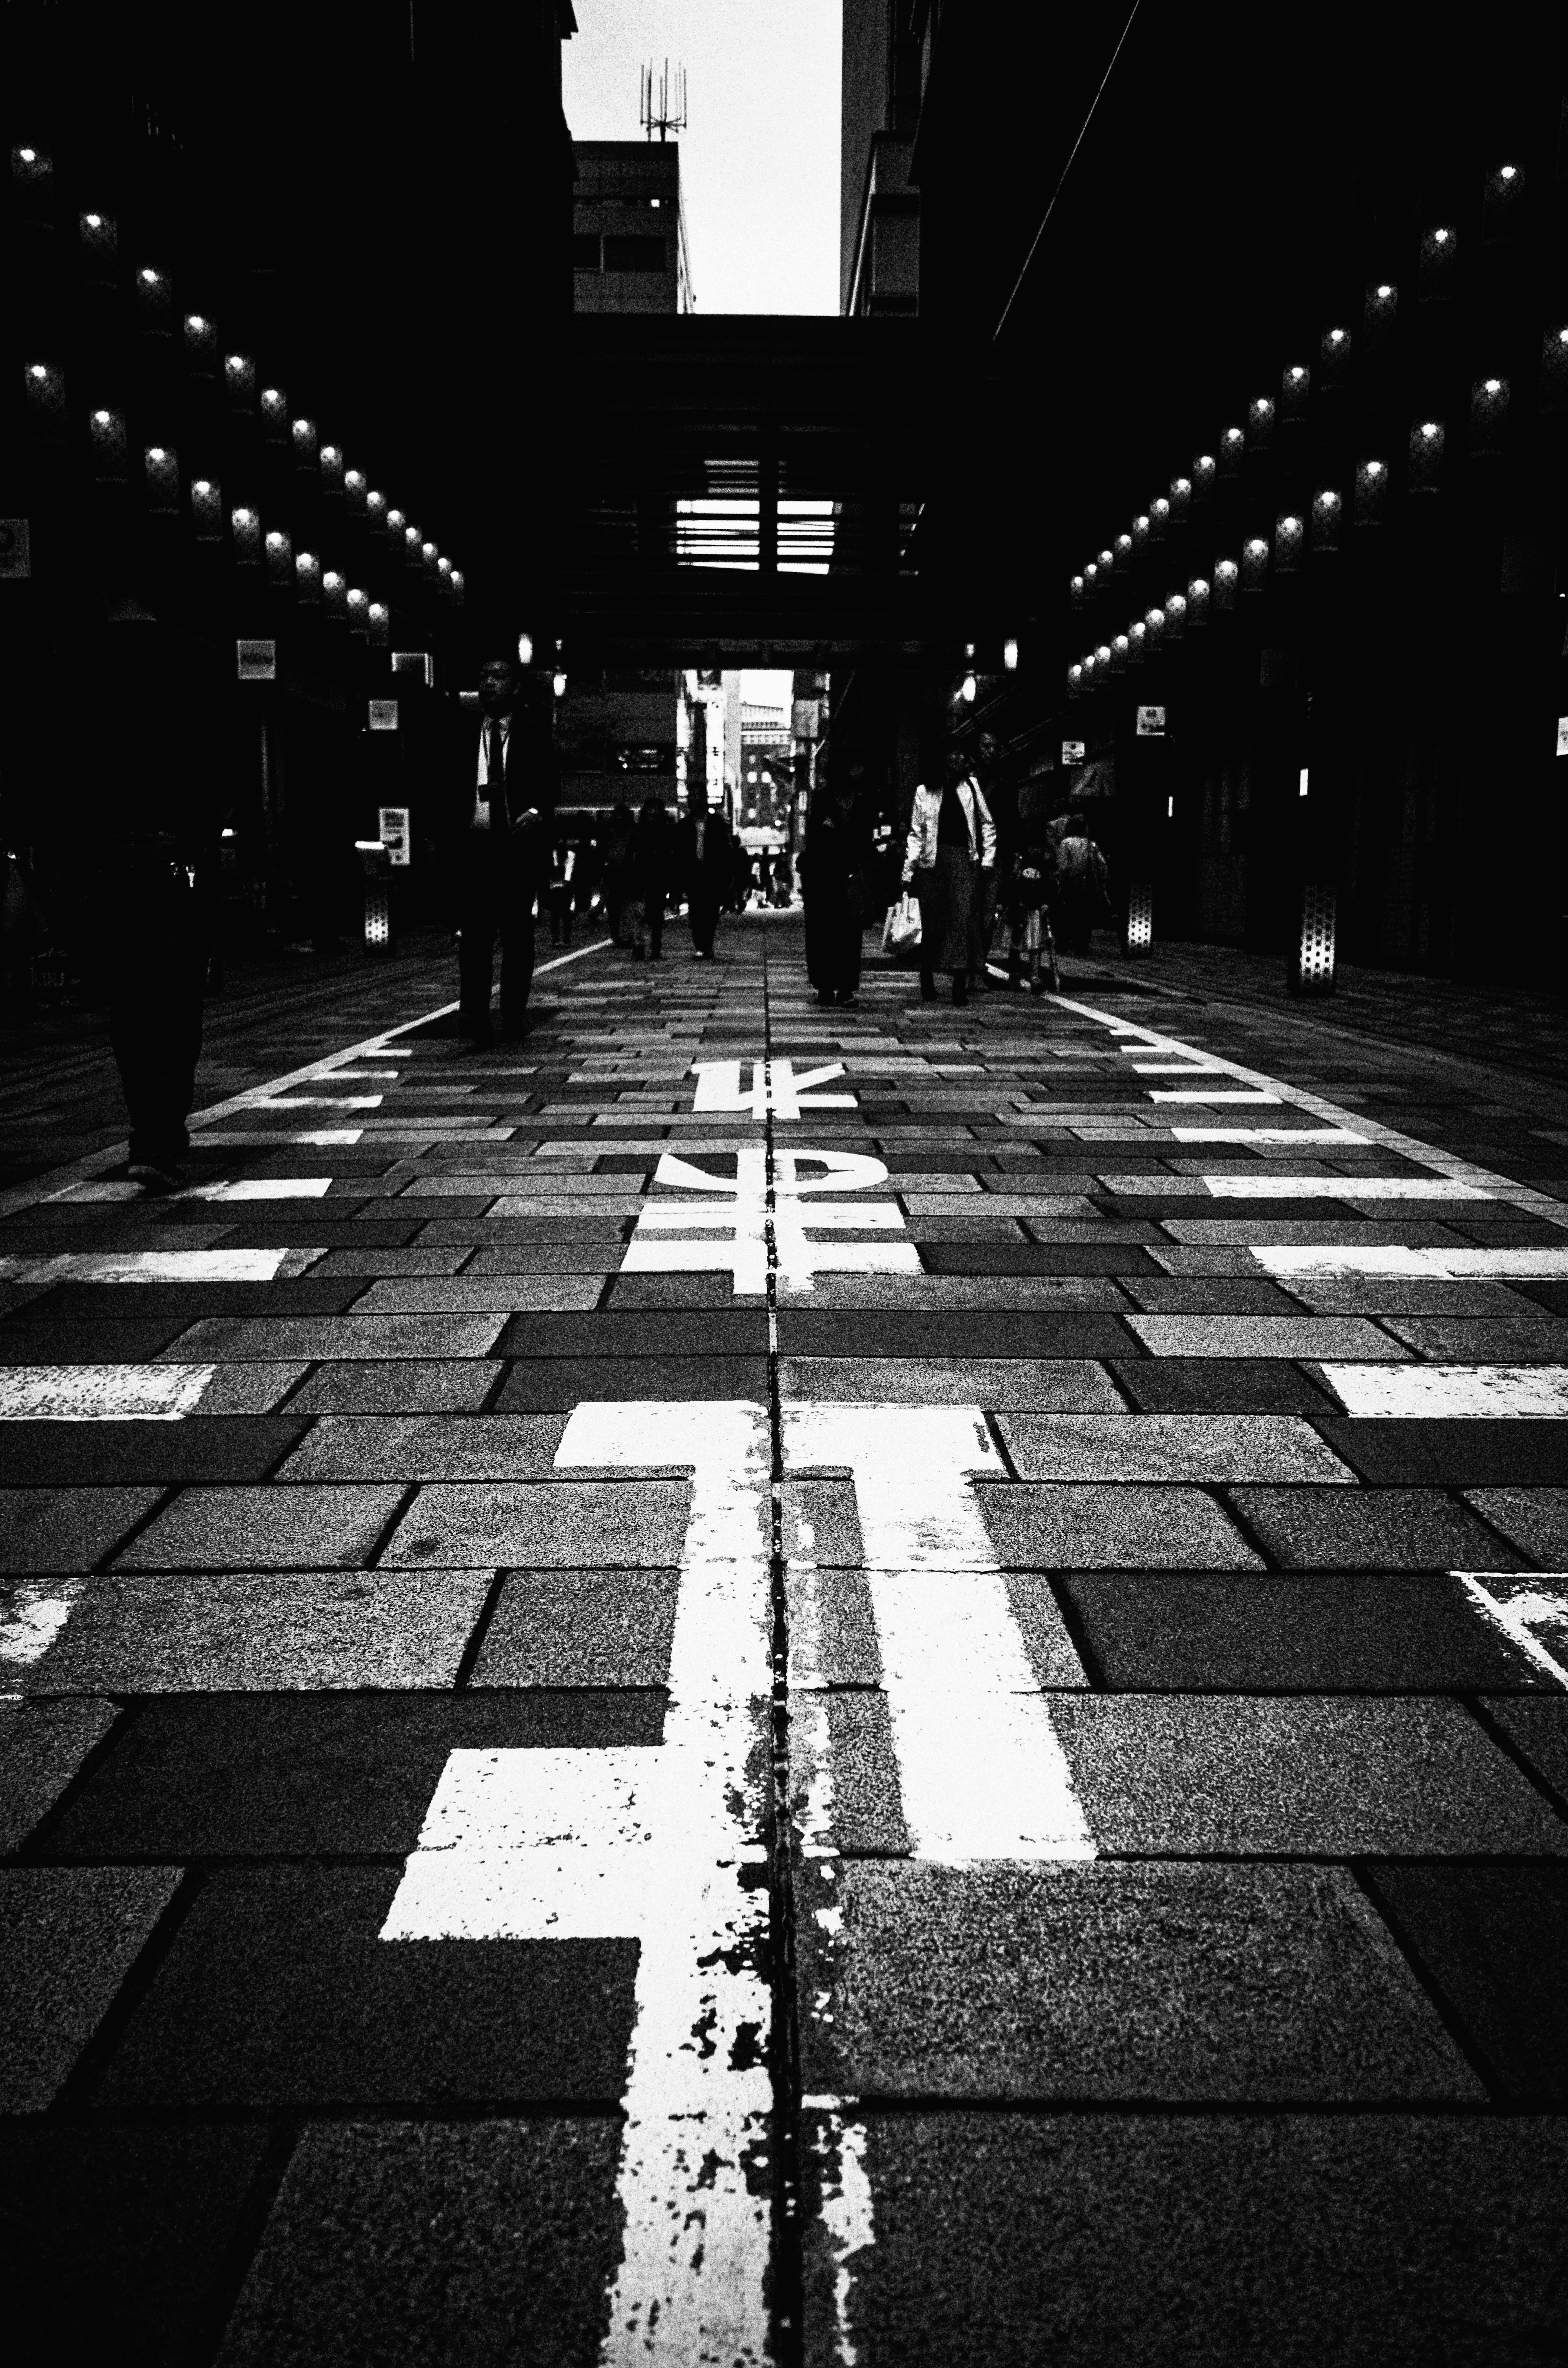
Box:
296 550 323 602
1169 476 1191 523
265 526 293 585
1483 161 1524 241
385 506 405 540
1132 513 1150 552
1407 418 1445 492
1219 426 1244 480
184 314 217 374
1097 546 1114 571
321 445 345 496
292 417 318 468
1186 576 1210 628
11 143 54 221
1164 591 1187 638
1320 325 1351 389
1469 375 1509 456
144 446 179 512
403 525 422 563
136 266 174 334
1273 513 1304 573
323 569 347 620
449 569 466 606
1241 536 1269 591
79 210 118 279
260 386 288 441
1541 326 1568 415
1070 572 1086 609
1214 559 1239 613
1310 489 1342 552
89 404 127 479
1353 457 1388 525
225 354 256 413
232 506 262 566
347 470 369 515
347 587 370 636
1067 663 1083 700
1192 455 1216 504
1111 633 1128 673
1247 396 1274 454
1084 560 1100 595
1280 363 1310 424
1149 496 1170 542
1114 532 1132 570
1364 281 1398 359
24 361 66 441
191 477 223 540
1417 226 1457 302
369 601 390 648
1143 605 1165 649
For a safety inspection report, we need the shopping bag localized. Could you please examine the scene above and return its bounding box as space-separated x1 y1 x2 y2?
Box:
883 892 922 956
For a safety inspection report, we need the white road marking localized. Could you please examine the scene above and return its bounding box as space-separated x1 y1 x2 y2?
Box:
1256 1245 1568 1279
1172 1126 1370 1144
810 2105 875 2368
0 1364 216 1419
1459 1574 1568 1685
1203 1175 1493 1200
692 1058 855 1119
1148 1089 1283 1104
1129 1062 1226 1075
180 1177 335 1202
243 1094 384 1110
0 1248 322 1284
782 1403 1094 1864
622 1149 918 1296
1319 1363 1568 1418
0 1581 84 1666
383 1400 774 2367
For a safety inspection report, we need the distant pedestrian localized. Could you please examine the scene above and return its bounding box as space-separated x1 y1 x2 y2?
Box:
92 597 221 1191
1004 796 1060 994
547 838 576 946
602 805 636 945
802 758 870 1006
967 733 1004 987
677 783 736 960
901 754 996 1006
1049 811 1112 954
624 798 671 961
447 652 552 1044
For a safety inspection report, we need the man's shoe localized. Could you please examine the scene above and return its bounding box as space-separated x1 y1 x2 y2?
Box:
127 1159 182 1196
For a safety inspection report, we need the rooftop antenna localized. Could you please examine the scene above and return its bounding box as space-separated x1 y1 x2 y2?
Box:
640 58 688 142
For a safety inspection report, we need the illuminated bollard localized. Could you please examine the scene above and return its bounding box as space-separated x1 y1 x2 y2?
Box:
1290 882 1337 996
356 839 394 955
1124 881 1153 954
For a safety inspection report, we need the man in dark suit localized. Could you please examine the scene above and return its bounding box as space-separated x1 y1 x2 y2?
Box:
676 781 736 960
451 652 553 1042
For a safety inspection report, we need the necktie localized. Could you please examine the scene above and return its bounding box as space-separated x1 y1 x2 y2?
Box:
489 720 508 830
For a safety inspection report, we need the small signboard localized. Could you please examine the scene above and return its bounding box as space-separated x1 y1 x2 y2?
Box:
236 638 276 681
1557 715 1568 758
392 651 432 687
1061 739 1086 765
379 805 411 867
0 520 32 580
1136 705 1167 738
368 699 400 732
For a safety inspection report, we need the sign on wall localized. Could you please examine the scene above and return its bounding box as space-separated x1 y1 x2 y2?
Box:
1136 705 1167 738
1061 739 1085 765
379 805 411 866
236 639 276 681
368 699 399 732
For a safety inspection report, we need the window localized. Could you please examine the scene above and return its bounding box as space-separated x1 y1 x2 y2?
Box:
571 234 601 270
603 235 666 273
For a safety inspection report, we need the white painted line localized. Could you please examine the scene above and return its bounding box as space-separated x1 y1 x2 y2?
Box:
0 1580 84 1666
622 1148 918 1296
692 1057 854 1119
1148 1089 1282 1104
1459 1573 1568 1685
243 1095 384 1110
1172 1127 1370 1144
783 1403 1094 1863
1319 1363 1568 1418
47 1180 143 1203
1204 1174 1493 1201
1129 1062 1226 1075
811 2106 875 2368
0 1364 216 1420
383 1399 773 2366
1255 1246 1568 1279
0 1248 322 1284
179 1177 335 1202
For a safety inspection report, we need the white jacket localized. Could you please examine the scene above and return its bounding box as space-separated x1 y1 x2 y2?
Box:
902 777 997 879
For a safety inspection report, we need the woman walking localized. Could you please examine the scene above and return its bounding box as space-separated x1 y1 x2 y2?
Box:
624 798 671 961
801 759 870 1006
901 754 996 1006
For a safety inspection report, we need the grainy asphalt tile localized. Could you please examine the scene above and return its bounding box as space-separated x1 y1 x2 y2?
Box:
1231 1486 1528 1571
1316 1418 1568 1487
803 1860 1476 2103
1051 1694 1566 1854
1364 1865 1568 2100
284 1360 499 1414
276 1414 569 1482
0 1865 180 2109
781 1359 1125 1410
787 1569 883 1686
494 1357 771 1411
977 1484 1261 1570
0 1696 118 1849
160 1315 507 1361
1125 1315 1408 1360
1483 1697 1568 1806
0 1417 307 1487
382 1480 692 1568
998 1412 1354 1483
0 1486 164 1574
1463 1486 1568 1564
217 2121 623 2368
473 1568 681 1688
114 1484 407 1571
1378 1317 1568 1362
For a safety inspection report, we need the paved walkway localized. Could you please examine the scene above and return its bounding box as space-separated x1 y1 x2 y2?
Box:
2 916 1567 2365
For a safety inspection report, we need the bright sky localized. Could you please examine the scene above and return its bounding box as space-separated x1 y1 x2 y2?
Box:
562 0 842 315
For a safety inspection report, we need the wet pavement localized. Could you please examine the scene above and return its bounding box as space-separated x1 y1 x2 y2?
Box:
2 914 1567 2365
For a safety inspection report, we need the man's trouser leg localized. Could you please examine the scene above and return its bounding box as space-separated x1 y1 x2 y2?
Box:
499 850 537 1035
110 869 206 1168
457 844 497 1038
691 890 719 955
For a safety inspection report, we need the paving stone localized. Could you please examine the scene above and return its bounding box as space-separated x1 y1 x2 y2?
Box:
998 1413 1353 1483
1316 1418 1568 1487
777 1313 1136 1360
314 1247 474 1276
285 1360 499 1414
160 1314 508 1360
1364 1865 1568 2101
1378 1316 1568 1361
1060 1573 1546 1692
780 1358 1125 1410
1050 1695 1566 1854
352 1276 607 1313
494 1311 768 1359
819 1689 909 1853
0 2125 272 2368
494 1356 770 1410
1483 1698 1568 1805
217 2119 622 2368
0 1695 119 1848
47 1690 664 1859
277 1413 568 1482
1125 1314 1407 1359
802 2112 1568 2367
382 1479 690 1568
1463 1486 1568 1564
923 1243 1162 1275
91 1866 637 2109
1113 1358 1341 1415
1282 1277 1544 1316
0 1865 180 2109
801 1860 1474 2103
18 1278 364 1321
976 1483 1261 1570
472 1567 680 1687
1120 1278 1304 1313
114 1483 406 1570
783 1477 866 1565
0 1485 163 1574
1230 1485 1528 1571
7 1568 492 1692
0 1318 194 1364
787 1568 883 1686
606 1274 751 1307
0 1415 307 1487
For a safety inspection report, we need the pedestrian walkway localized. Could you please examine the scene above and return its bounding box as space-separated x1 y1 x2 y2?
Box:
2 919 1566 2366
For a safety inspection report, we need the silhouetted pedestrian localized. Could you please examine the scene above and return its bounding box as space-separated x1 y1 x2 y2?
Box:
447 653 552 1043
902 754 996 1006
624 797 671 961
802 758 870 1006
676 783 735 959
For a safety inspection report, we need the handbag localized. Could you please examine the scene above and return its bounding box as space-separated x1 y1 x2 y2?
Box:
883 891 922 955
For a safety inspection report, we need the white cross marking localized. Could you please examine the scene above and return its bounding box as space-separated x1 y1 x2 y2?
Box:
621 1148 918 1296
